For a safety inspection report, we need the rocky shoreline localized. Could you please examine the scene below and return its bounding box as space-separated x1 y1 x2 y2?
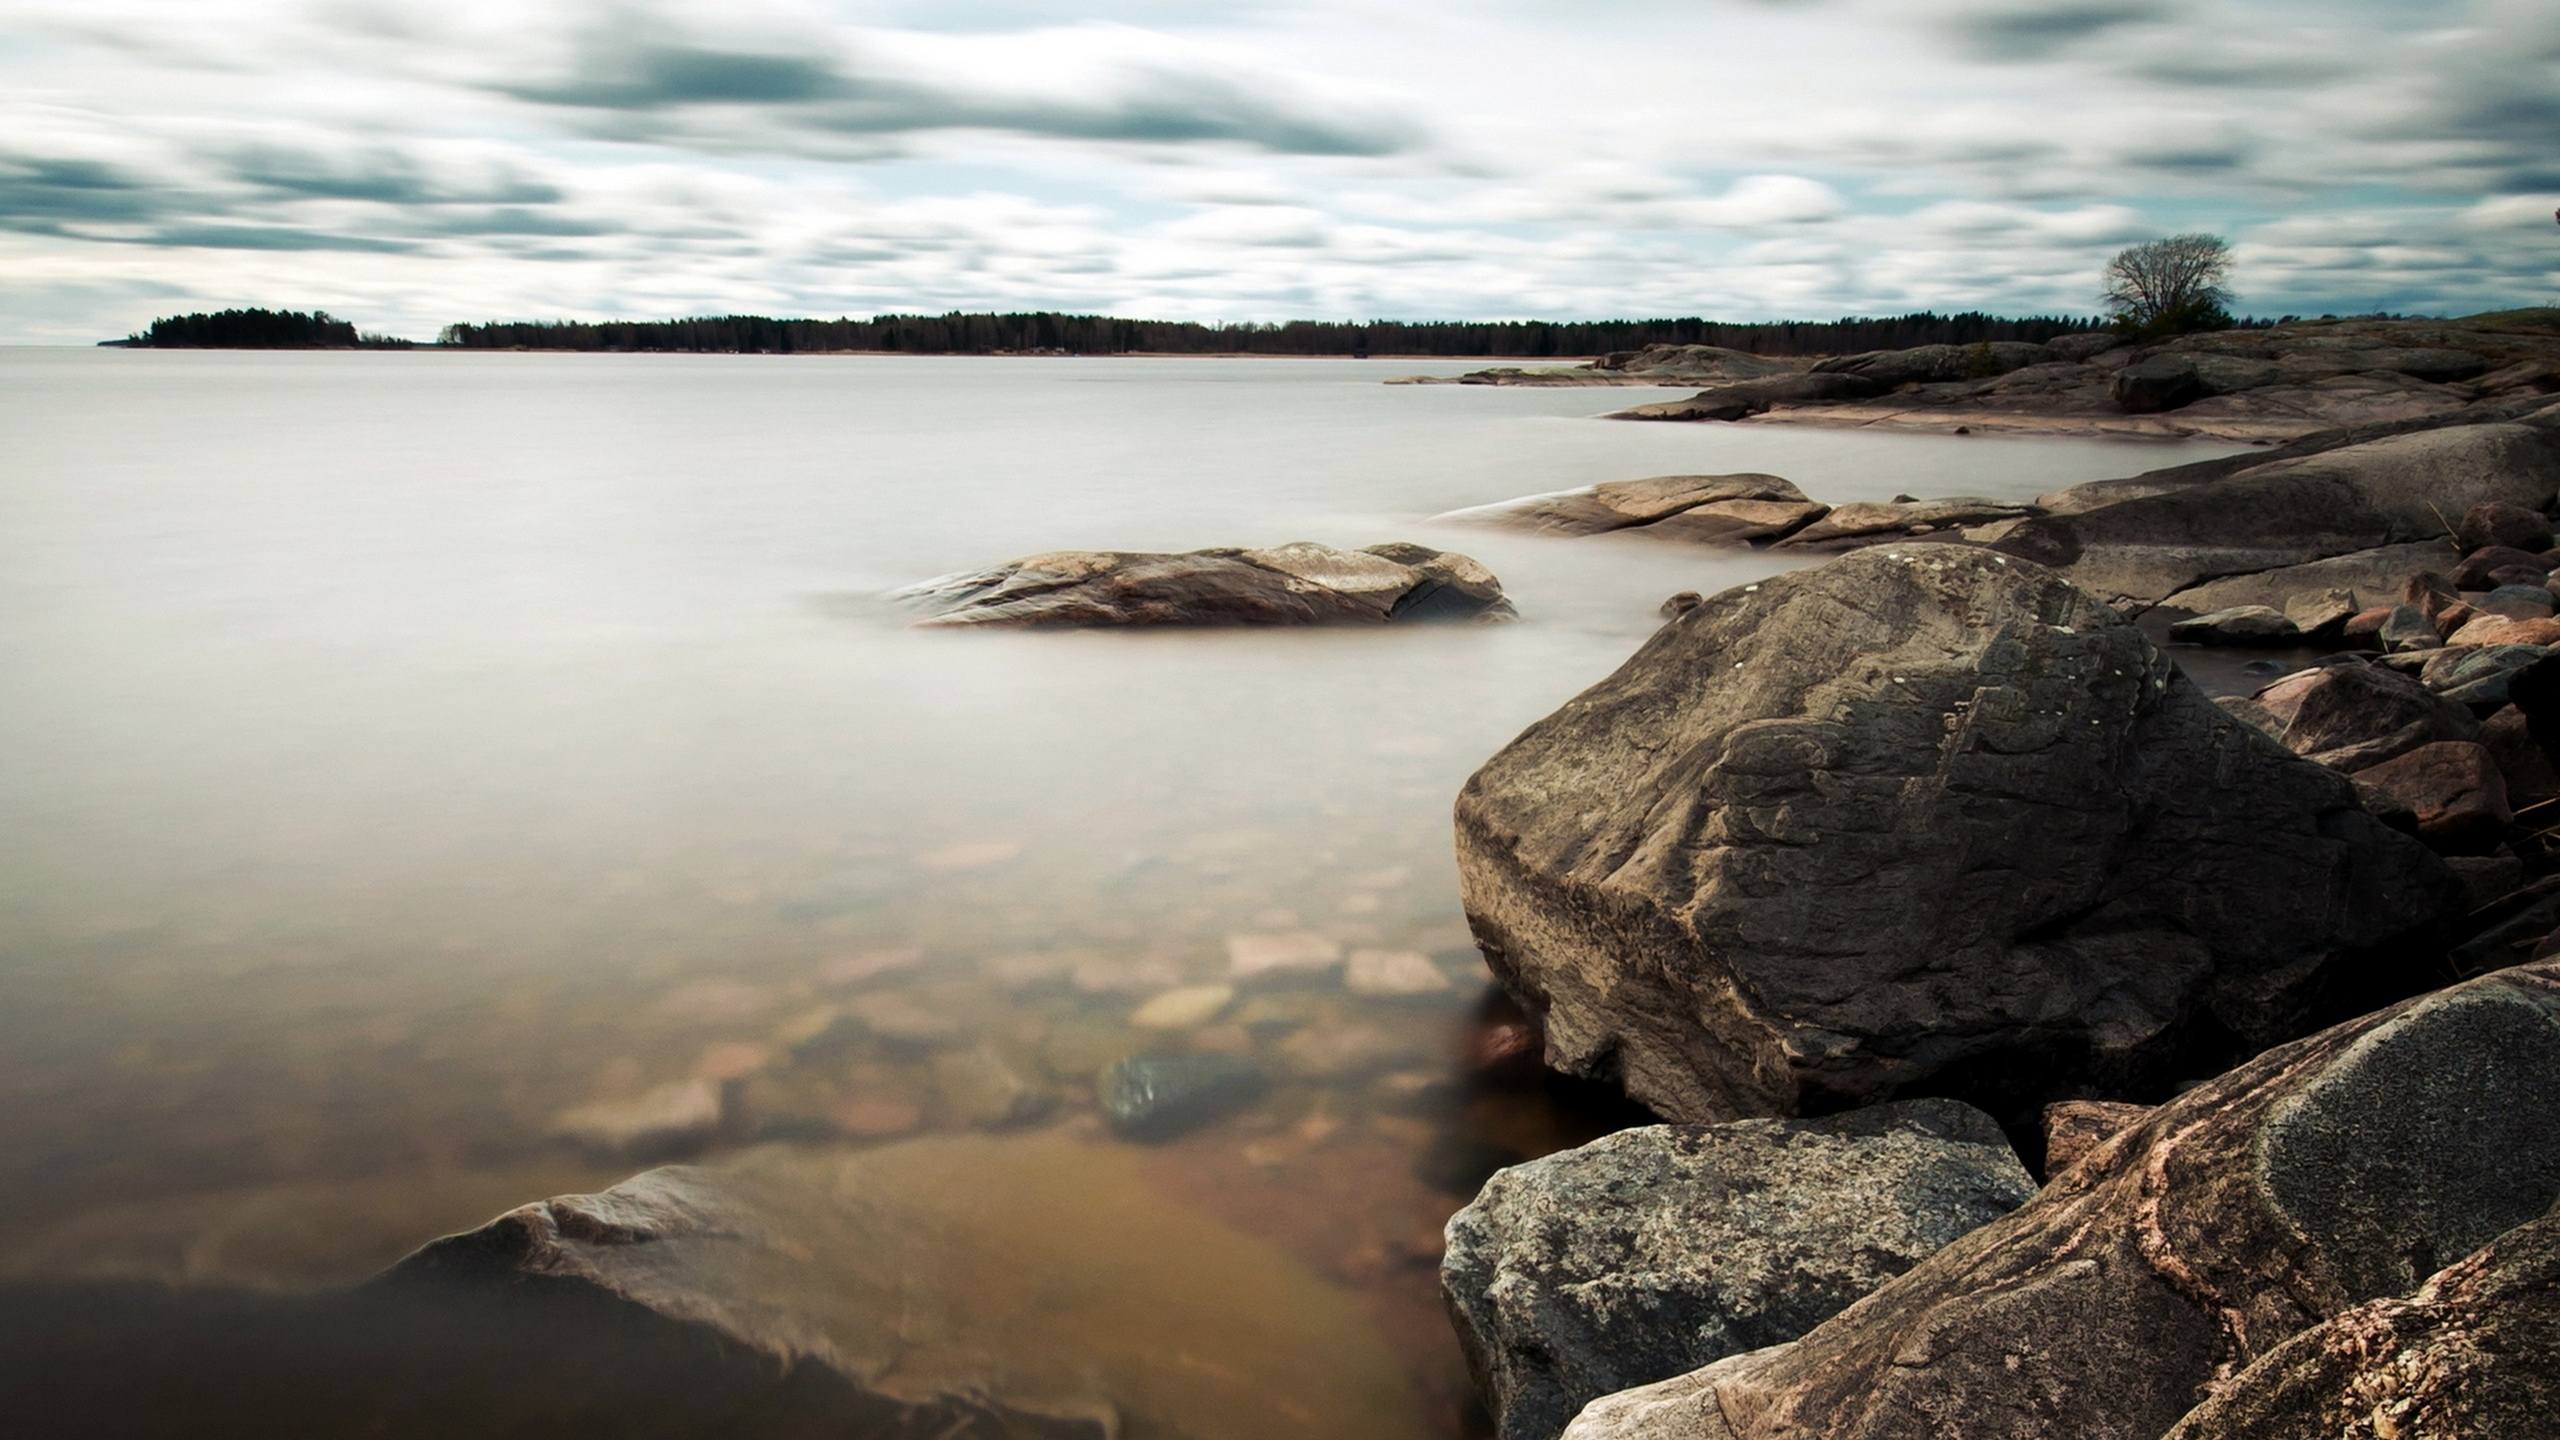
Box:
1404 311 2560 443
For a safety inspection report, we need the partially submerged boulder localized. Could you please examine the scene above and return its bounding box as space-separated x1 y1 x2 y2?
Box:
899 543 1515 626
1442 1101 2032 1440
1560 960 2560 1440
385 1135 1427 1440
1454 546 2455 1123
1431 474 1826 545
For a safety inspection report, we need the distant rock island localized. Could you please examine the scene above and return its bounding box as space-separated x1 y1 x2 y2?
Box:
114 308 408 349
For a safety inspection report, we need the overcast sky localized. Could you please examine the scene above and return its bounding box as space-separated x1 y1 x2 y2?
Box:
3 0 2555 341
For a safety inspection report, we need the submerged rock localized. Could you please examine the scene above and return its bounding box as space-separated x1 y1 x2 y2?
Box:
898 542 1515 627
1454 545 2455 1123
1557 959 2560 1440
384 1135 1427 1440
1096 1054 1266 1139
547 1079 726 1159
1443 1101 2032 1440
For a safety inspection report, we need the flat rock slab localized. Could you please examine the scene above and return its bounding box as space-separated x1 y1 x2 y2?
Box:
385 1135 1424 1440
1443 1100 2032 1440
1455 545 2455 1123
899 542 1514 626
1561 960 2560 1440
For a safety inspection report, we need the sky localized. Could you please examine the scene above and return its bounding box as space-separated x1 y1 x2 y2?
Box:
2 0 2556 342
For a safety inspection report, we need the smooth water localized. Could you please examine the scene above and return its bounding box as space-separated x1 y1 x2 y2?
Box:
0 349 2244 1432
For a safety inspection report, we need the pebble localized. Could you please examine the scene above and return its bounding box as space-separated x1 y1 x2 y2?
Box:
1344 948 1453 996
1227 931 1346 982
1130 984 1237 1030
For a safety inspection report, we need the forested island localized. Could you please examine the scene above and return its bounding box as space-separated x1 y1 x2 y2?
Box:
115 308 411 349
432 310 2106 356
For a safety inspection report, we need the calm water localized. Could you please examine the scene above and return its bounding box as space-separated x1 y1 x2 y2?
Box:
0 349 2243 1433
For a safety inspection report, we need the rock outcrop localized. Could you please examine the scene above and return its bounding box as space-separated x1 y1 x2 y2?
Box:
1431 475 1827 545
1442 1101 2032 1440
899 542 1515 626
1453 546 2456 1123
384 1135 1427 1440
1558 959 2560 1440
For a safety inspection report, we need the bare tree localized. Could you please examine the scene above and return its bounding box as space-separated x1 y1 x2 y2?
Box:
2102 233 2233 333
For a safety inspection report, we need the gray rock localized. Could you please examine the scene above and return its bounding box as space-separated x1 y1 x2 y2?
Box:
2109 354 2204 413
1608 372 1882 422
1443 1101 2032 1440
2475 583 2557 619
2000 422 2560 609
383 1135 1429 1440
2380 603 2442 653
1453 546 2456 1123
2044 332 2129 363
898 543 1515 627
2422 642 2551 709
1768 497 2040 550
1812 342 2049 387
1095 1054 1266 1139
1558 960 2560 1440
2167 605 2299 646
2153 542 2459 620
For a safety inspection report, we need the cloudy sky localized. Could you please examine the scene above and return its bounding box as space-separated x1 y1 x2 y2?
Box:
3 0 2555 342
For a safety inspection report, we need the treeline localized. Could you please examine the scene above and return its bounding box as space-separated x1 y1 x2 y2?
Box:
435 310 2109 357
124 309 420 349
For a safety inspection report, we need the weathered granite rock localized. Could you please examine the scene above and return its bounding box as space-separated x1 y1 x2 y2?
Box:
2249 661 2480 771
1813 343 2050 387
2153 542 2457 619
1998 423 2560 608
2351 741 2511 853
1558 960 2560 1440
1432 474 1827 546
2446 613 2560 647
898 543 1515 626
1096 1054 1266 1139
2040 1099 2151 1177
385 1136 1427 1440
2421 642 2550 708
1609 373 1882 422
2381 604 2444 653
1769 497 2041 550
2166 605 2299 646
2475 582 2558 619
1453 546 2456 1122
1442 1101 2032 1440
2164 1210 2560 1440
2450 543 2551 590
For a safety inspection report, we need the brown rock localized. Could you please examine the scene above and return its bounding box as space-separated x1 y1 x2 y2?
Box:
2451 544 2553 590
2448 613 2560 647
2351 741 2512 852
2455 500 2555 554
2039 1099 2152 1178
2249 660 2478 772
2483 705 2560 808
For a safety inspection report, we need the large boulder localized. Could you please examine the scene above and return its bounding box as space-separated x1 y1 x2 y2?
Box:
2110 354 2204 413
2164 1210 2560 1440
1432 474 1827 546
384 1135 1427 1440
899 542 1514 626
2247 660 2479 771
1453 546 2456 1123
2000 422 2560 608
1442 1101 2033 1440
1559 960 2560 1440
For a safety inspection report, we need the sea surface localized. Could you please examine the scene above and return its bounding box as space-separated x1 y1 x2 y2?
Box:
0 349 2246 1434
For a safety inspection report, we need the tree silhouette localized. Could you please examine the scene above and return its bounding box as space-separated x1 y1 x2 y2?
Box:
2102 234 2234 337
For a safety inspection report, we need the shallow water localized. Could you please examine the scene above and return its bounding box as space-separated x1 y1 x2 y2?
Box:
0 349 2245 1432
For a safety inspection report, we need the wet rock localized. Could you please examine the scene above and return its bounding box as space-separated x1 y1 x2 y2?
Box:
1344 948 1453 996
2109 354 2203 413
2040 1099 2152 1177
1558 960 2560 1440
1096 1055 1266 1140
1129 984 1236 1031
1277 1020 1416 1080
1455 546 2457 1123
2164 1210 2560 1440
2166 605 2298 646
2351 741 2512 853
1443 1101 2032 1440
386 1136 1429 1440
548 1079 726 1159
930 1045 1053 1129
2456 500 2555 554
1433 475 1826 546
1226 931 1345 983
898 543 1515 627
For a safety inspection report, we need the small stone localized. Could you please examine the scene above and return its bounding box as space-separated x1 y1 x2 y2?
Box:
1226 931 1345 982
550 1079 725 1158
1659 591 1704 619
1344 948 1454 996
1129 984 1236 1031
1096 1054 1267 1140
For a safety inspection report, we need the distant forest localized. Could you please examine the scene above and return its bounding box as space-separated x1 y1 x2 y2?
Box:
123 308 411 349
434 310 2108 357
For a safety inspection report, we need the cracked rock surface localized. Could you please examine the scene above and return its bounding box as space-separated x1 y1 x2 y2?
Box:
1454 545 2457 1123
897 541 1515 626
